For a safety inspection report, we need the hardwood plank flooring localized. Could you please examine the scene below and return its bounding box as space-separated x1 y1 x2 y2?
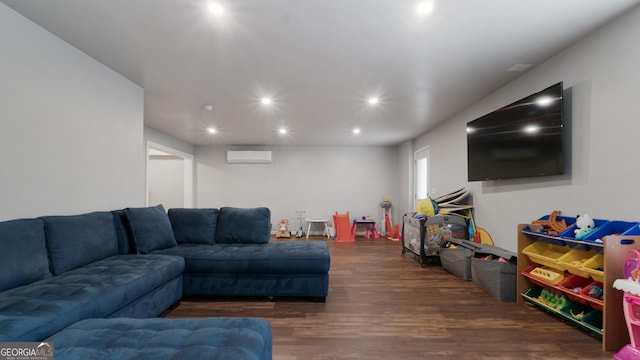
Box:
163 237 615 359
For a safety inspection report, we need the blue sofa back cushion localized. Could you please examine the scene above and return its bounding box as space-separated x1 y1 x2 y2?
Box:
111 210 133 254
125 204 177 254
215 207 271 244
0 218 51 292
42 212 119 275
168 208 218 244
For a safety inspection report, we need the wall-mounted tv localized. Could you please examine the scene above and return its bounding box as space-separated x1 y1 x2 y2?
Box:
466 82 565 181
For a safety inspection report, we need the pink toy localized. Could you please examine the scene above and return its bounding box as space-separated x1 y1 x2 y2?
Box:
614 294 640 360
625 250 640 281
365 225 380 239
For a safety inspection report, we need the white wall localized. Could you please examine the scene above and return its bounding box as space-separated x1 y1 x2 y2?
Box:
396 139 415 216
195 145 402 232
412 6 640 252
0 4 145 220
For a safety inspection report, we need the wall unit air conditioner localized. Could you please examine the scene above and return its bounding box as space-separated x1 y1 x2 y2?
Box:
226 150 273 164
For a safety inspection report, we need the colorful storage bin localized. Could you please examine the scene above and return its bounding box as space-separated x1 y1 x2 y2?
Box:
581 253 604 282
529 266 564 285
522 242 567 271
556 248 596 278
557 275 593 303
586 221 639 242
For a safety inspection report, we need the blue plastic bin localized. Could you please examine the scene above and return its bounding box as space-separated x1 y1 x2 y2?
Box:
559 218 608 241
523 215 576 246
622 222 640 236
559 218 608 252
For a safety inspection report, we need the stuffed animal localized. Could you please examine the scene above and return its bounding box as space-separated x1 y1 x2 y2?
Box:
276 218 291 238
574 214 595 240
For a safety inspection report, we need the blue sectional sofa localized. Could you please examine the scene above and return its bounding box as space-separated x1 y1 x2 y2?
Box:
0 205 330 359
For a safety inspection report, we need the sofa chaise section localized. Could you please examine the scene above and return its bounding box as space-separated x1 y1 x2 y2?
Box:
0 212 184 342
124 206 331 300
155 241 330 298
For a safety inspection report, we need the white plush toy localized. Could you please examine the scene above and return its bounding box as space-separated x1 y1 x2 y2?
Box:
574 214 595 240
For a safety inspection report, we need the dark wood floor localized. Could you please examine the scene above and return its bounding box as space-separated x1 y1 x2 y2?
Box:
163 236 615 359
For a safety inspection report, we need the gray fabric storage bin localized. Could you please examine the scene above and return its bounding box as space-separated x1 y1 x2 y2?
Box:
440 239 479 281
470 244 517 302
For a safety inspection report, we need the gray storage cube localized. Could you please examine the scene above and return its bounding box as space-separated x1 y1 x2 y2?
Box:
470 244 517 302
440 239 479 281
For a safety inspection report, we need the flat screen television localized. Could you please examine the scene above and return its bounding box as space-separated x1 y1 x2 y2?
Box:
466 82 565 181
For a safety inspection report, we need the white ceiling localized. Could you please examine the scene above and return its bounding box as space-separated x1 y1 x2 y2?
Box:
3 0 639 146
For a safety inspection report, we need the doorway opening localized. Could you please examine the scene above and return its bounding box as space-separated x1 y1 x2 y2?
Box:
146 141 194 209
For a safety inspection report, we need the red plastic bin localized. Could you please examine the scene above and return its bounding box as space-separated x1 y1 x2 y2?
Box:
558 275 592 304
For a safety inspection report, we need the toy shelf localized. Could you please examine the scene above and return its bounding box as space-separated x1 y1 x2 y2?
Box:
517 224 640 352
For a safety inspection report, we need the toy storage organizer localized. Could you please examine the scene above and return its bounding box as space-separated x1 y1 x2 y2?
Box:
401 213 468 267
517 217 640 352
439 238 518 302
440 239 480 281
471 244 517 302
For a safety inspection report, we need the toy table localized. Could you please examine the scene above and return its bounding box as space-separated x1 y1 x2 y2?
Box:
614 278 640 360
305 217 330 240
351 219 379 239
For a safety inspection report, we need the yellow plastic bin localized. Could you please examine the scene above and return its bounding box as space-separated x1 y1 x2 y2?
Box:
556 248 596 278
582 253 604 282
522 242 567 271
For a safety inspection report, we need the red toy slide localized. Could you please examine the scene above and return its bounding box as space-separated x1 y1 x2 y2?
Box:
333 212 355 242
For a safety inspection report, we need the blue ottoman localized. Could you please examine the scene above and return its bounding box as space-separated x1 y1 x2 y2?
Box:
45 317 272 360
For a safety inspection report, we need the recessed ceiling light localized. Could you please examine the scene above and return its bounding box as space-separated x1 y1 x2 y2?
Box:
207 2 224 15
416 1 434 15
207 127 217 134
260 97 272 105
203 104 213 111
353 128 361 134
368 97 379 105
278 127 287 134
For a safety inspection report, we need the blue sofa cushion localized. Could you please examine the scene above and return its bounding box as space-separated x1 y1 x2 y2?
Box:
0 254 184 342
215 207 271 244
42 212 119 275
111 210 133 254
168 208 218 244
46 317 272 360
125 205 177 254
0 218 51 292
154 241 330 274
